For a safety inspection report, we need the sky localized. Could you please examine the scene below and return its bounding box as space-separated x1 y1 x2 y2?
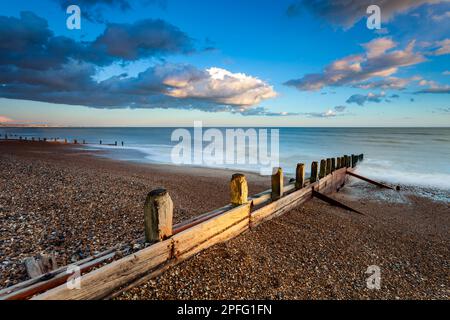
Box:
0 0 449 127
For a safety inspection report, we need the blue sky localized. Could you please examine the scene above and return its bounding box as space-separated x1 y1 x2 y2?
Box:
0 0 449 126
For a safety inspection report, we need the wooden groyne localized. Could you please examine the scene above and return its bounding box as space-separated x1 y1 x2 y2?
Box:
0 151 384 300
0 133 123 147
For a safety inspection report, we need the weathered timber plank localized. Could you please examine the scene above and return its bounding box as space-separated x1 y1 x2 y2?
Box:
32 239 172 300
172 203 251 256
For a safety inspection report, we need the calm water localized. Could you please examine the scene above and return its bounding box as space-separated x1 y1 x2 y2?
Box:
1 127 450 191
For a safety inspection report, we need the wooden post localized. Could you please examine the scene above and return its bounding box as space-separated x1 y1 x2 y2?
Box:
295 163 305 189
74 139 78 144
100 140 102 145
343 155 348 168
230 173 248 206
43 138 47 142
319 159 326 179
351 154 356 168
64 139 67 144
331 158 336 172
271 167 283 200
121 141 124 146
310 161 318 183
24 254 58 279
115 141 117 146
144 189 173 243
326 158 331 175
83 140 86 144
336 157 341 169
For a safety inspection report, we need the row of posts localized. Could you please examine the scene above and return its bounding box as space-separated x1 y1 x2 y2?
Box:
145 153 364 243
231 153 364 206
1 134 124 146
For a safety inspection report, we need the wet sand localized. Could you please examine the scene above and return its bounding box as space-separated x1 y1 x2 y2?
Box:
1 141 449 299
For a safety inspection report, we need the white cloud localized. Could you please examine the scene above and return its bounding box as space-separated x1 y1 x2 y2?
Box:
166 67 277 107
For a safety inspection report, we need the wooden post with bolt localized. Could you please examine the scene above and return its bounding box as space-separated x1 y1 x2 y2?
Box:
271 167 283 200
230 173 248 206
295 163 305 189
310 161 318 183
144 189 173 243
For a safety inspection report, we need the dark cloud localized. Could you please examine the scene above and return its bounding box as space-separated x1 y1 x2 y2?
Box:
346 92 386 105
0 12 193 70
54 0 167 23
93 19 194 60
334 105 346 112
286 0 445 28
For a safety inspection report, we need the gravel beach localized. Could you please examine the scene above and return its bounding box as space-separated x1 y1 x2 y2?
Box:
0 140 268 289
1 141 448 299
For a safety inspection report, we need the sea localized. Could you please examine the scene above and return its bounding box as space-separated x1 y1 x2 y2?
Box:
1 127 450 193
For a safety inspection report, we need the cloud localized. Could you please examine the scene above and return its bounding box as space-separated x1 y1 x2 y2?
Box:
443 71 450 75
285 37 426 91
165 67 277 106
334 105 347 112
431 39 450 55
0 116 13 123
303 109 338 118
93 19 194 60
286 0 445 28
236 107 298 117
415 79 450 93
346 92 386 105
0 62 278 113
434 107 450 112
353 76 420 90
431 10 450 21
0 12 194 70
53 0 167 23
0 12 280 115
